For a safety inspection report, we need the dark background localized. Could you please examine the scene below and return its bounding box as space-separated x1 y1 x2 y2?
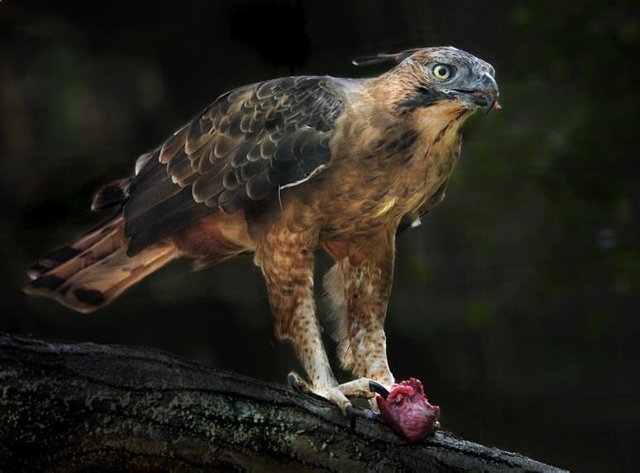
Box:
1 0 638 470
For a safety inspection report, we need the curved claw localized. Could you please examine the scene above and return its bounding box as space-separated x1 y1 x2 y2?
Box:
345 405 357 431
288 371 311 394
369 380 390 399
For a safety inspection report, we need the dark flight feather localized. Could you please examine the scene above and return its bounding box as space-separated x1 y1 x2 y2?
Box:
91 179 130 211
126 187 211 256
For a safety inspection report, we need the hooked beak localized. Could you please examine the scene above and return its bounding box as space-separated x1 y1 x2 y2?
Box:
481 76 501 115
453 73 501 113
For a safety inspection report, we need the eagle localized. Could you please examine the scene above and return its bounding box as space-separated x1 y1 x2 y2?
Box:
25 46 499 438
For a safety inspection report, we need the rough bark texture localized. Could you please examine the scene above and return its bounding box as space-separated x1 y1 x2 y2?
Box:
0 335 565 472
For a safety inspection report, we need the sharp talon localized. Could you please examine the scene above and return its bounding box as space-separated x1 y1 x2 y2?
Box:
288 372 308 393
369 380 389 398
287 372 299 389
346 405 357 431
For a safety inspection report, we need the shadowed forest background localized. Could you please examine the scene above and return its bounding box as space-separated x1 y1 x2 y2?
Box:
1 1 638 470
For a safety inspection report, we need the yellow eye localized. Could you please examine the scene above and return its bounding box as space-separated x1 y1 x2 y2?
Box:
432 64 452 80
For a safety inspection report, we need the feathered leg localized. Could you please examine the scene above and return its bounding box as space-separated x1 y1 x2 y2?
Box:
255 226 354 412
323 229 396 398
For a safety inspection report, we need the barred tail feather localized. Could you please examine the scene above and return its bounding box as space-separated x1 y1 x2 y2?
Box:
24 216 178 313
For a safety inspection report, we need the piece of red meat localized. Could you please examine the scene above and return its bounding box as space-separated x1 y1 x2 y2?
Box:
375 378 440 442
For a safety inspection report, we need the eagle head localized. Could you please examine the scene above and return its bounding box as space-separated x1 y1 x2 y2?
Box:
368 46 500 113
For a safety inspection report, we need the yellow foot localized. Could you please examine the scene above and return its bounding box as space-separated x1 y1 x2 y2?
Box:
337 378 391 413
338 378 390 399
288 371 352 413
288 373 392 412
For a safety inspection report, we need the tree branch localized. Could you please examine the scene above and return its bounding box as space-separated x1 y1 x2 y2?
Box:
0 335 564 472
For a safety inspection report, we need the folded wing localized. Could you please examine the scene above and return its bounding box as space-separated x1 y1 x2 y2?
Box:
123 76 348 255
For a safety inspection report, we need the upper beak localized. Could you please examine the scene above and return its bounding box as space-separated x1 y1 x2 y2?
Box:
477 73 500 113
455 73 501 112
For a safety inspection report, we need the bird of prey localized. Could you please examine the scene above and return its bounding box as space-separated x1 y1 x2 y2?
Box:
25 46 499 437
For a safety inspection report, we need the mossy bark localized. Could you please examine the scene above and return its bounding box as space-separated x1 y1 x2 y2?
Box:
0 335 564 472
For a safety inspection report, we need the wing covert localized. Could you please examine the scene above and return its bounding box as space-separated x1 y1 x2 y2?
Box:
123 75 348 254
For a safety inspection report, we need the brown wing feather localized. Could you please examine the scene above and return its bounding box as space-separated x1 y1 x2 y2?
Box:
123 76 348 254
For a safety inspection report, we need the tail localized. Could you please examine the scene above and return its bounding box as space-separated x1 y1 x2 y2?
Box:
24 216 179 313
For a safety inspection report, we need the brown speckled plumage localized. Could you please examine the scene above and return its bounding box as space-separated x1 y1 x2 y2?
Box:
25 46 499 412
